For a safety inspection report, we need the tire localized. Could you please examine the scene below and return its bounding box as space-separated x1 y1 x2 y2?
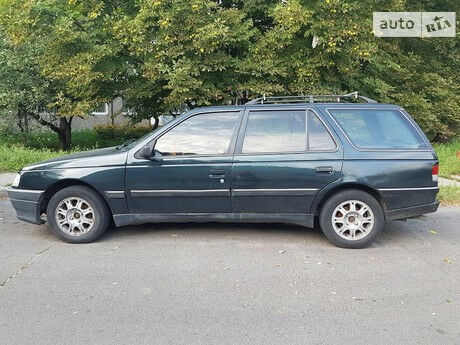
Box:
46 185 110 243
319 189 384 249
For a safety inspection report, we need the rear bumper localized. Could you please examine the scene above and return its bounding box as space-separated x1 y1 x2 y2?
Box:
385 202 439 220
6 188 45 224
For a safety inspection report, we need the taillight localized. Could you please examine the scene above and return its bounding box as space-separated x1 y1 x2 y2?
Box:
432 164 439 182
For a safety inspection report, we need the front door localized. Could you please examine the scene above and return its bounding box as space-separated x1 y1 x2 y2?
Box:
231 108 342 214
126 111 242 214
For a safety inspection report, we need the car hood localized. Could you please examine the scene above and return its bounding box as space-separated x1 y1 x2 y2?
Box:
21 147 128 171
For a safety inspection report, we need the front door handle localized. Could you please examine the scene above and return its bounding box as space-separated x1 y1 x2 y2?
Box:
209 169 226 178
315 166 333 174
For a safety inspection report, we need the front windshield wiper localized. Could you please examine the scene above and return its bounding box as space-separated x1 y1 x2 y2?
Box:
116 138 136 150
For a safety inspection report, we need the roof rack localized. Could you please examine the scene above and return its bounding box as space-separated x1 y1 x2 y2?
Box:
245 91 378 105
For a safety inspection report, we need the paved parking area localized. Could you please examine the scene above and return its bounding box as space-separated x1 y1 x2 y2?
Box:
0 200 459 345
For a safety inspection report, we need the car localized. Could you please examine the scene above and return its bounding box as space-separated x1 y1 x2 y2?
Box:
6 92 439 248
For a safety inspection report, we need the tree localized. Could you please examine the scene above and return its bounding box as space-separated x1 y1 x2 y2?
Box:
0 0 133 149
112 0 255 108
236 0 459 140
0 0 458 144
0 34 76 149
118 0 458 140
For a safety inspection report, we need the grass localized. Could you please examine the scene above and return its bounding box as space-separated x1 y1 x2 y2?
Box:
0 130 125 172
0 145 74 172
432 139 460 178
433 139 460 204
437 186 460 205
0 129 123 151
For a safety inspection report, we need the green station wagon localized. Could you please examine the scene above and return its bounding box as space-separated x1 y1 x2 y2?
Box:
7 93 439 248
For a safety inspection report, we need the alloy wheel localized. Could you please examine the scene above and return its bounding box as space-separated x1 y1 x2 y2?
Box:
331 200 375 240
55 197 95 236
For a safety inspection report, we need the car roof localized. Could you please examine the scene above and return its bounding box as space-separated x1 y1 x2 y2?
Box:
188 102 401 114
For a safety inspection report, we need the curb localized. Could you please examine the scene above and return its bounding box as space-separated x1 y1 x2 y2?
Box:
438 177 460 187
0 187 8 198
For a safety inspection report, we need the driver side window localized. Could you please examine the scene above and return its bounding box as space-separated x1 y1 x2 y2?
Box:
155 112 239 156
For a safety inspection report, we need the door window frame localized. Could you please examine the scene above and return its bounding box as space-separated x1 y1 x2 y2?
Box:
234 107 339 156
135 110 244 160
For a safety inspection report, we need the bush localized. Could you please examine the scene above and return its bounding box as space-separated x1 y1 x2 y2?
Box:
94 124 152 141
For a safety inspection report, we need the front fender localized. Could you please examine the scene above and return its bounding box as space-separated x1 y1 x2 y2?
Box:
18 167 128 215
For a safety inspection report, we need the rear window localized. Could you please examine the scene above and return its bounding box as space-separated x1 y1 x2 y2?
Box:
328 109 427 150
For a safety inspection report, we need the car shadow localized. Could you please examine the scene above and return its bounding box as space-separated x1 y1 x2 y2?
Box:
34 217 438 249
100 221 329 244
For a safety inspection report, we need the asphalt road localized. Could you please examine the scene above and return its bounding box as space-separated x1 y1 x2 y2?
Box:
0 199 459 345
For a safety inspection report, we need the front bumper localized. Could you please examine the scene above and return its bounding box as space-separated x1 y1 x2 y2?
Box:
6 188 45 224
385 202 439 220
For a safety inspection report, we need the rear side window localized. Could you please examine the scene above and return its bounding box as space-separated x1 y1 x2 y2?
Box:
328 109 427 150
155 112 239 156
242 110 306 153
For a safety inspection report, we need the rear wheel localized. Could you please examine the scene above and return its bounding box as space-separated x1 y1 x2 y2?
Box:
319 190 384 248
46 185 110 243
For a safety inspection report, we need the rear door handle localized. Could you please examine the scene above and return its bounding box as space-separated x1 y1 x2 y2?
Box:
315 166 333 174
209 169 226 178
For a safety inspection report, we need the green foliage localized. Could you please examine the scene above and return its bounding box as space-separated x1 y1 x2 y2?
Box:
0 0 127 117
93 124 151 141
0 34 53 121
0 127 151 151
0 126 149 171
0 144 73 172
0 0 459 142
238 0 459 140
433 139 460 177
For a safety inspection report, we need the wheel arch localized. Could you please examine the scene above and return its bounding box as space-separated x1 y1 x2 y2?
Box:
312 182 387 216
39 179 114 222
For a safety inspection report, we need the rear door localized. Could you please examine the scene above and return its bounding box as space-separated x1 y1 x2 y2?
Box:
231 107 343 214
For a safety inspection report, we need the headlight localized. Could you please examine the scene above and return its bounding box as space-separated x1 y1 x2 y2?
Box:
12 173 21 187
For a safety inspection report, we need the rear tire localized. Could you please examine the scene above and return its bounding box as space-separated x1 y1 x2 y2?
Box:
46 185 110 243
319 189 384 248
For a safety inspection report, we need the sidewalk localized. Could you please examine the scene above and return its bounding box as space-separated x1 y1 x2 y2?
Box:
438 177 460 186
0 173 16 197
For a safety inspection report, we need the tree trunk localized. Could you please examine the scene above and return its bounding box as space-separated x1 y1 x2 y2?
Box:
152 116 159 130
17 109 25 132
27 112 73 150
110 101 115 125
58 117 72 151
24 112 29 133
241 90 249 105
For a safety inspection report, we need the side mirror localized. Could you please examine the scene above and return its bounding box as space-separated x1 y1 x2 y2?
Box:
138 145 153 159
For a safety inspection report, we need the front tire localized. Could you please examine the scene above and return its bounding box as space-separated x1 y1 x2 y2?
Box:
46 185 110 243
319 190 384 248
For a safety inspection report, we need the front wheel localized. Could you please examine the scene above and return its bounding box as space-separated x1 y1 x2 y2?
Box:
319 190 384 248
46 185 110 243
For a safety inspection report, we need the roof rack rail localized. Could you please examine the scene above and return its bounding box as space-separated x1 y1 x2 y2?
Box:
245 91 378 105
